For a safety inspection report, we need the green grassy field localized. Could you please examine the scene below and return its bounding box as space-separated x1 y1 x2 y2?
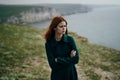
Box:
0 24 120 80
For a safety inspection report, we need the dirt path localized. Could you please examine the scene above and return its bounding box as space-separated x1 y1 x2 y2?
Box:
22 56 89 80
76 65 89 80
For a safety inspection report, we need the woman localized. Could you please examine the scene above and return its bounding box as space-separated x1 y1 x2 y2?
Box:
45 16 79 80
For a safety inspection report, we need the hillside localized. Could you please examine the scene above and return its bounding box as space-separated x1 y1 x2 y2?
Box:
0 24 120 80
0 4 92 24
40 4 92 15
0 5 61 24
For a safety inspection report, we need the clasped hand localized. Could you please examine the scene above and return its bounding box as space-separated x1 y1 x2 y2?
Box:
70 50 76 57
55 50 76 62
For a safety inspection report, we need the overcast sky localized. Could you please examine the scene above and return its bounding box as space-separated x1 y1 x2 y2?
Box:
0 0 120 5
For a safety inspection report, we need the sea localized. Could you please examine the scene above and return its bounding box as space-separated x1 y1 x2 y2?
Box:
28 4 120 51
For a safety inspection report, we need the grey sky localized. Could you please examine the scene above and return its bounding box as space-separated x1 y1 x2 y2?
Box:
0 0 120 5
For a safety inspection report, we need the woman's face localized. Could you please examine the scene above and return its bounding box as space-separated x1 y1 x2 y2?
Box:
54 21 67 35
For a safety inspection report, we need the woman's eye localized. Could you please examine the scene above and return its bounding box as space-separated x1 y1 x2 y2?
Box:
59 25 66 28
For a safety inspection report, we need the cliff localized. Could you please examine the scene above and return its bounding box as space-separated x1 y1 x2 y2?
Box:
7 7 60 24
6 7 61 24
0 4 92 24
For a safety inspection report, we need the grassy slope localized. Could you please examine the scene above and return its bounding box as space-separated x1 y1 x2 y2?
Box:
0 24 120 80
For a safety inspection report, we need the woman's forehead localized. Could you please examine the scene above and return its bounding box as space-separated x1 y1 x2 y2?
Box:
58 21 66 25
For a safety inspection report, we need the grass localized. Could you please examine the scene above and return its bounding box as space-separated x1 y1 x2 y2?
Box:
0 24 49 80
0 24 120 80
85 69 101 80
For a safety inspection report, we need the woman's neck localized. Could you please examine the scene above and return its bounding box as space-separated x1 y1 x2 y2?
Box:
55 33 63 41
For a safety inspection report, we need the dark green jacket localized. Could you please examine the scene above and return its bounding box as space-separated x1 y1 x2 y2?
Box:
45 34 79 80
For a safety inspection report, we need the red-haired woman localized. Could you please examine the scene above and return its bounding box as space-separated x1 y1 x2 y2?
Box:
45 16 79 80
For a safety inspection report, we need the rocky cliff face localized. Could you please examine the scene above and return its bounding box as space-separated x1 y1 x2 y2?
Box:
6 7 61 24
1 4 92 24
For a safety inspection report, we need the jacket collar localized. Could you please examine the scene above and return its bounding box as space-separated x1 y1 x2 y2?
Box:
62 34 68 42
50 34 69 47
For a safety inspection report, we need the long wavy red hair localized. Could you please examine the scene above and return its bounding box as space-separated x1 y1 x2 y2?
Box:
45 16 68 41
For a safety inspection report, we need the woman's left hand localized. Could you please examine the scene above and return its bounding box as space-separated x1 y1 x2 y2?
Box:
70 50 76 57
55 58 57 62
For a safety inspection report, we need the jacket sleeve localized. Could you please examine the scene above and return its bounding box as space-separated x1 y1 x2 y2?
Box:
45 42 68 70
45 42 57 70
57 36 79 65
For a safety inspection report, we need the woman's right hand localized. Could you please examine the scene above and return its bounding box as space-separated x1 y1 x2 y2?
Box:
70 50 76 57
